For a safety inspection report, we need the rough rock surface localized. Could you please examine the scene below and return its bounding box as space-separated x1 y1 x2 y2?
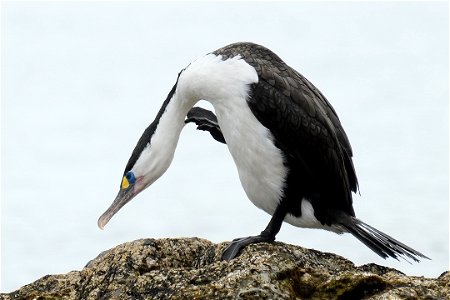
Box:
1 238 448 300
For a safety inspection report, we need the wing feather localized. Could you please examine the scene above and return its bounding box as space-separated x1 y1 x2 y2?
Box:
214 42 358 218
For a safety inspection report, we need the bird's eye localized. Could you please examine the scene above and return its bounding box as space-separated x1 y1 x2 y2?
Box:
121 171 136 189
126 171 136 184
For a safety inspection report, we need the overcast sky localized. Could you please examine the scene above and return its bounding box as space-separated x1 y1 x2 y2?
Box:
1 1 448 292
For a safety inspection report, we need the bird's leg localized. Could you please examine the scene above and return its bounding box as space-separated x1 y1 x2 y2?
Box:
185 107 226 144
221 202 288 260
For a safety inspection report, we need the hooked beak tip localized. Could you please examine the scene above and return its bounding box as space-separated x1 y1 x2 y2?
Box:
98 187 135 231
97 215 108 230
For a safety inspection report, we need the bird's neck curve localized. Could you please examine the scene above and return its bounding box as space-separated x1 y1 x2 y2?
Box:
176 54 258 104
152 53 259 152
129 84 196 183
143 90 196 170
133 54 258 181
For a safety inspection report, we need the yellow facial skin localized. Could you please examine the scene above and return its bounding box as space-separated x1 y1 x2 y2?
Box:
121 176 130 189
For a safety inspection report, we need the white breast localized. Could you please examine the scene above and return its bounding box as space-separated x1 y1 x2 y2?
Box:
179 53 332 230
214 98 288 216
178 54 288 215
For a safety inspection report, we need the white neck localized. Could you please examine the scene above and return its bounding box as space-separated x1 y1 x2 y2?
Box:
177 54 258 103
133 53 258 189
132 90 194 185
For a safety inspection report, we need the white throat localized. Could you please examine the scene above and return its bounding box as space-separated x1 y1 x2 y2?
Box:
180 54 288 215
133 54 259 186
135 53 288 217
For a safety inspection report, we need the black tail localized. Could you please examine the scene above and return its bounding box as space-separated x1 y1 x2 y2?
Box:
341 217 430 262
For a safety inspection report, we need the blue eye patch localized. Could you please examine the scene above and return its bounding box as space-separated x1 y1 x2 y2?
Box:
125 171 136 184
121 171 136 189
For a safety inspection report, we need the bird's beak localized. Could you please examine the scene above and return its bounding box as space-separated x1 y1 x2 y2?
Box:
97 187 135 230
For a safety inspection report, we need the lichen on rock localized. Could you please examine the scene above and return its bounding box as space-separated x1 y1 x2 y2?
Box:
1 238 448 299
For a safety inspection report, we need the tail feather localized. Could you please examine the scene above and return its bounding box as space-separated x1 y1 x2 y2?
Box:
341 217 430 263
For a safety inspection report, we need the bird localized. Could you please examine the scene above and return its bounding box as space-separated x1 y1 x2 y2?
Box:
98 42 428 262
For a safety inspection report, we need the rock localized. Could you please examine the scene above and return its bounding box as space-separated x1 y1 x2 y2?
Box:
1 238 448 299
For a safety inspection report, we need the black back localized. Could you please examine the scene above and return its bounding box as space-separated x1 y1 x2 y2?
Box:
213 42 358 224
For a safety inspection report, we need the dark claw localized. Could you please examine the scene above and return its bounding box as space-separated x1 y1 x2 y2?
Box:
221 242 243 261
197 124 215 131
221 234 275 261
185 107 226 144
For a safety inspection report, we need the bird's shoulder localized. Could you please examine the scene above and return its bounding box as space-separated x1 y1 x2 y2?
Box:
214 42 358 213
214 42 351 155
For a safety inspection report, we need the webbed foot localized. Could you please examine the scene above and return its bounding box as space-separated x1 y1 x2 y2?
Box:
185 107 226 143
221 234 275 261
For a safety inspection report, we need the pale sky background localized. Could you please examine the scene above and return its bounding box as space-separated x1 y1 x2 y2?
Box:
1 1 448 293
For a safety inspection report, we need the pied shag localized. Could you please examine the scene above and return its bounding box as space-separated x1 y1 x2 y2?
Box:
98 42 428 262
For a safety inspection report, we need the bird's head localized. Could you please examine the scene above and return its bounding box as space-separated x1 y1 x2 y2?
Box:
97 160 161 230
97 53 257 230
97 132 172 230
97 170 140 230
97 79 184 230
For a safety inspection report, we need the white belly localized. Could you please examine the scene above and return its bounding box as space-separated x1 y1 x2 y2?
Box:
212 98 288 216
179 53 288 216
181 53 330 230
211 98 335 231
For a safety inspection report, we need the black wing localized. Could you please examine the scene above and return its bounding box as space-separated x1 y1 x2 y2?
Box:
186 107 226 144
214 42 358 221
